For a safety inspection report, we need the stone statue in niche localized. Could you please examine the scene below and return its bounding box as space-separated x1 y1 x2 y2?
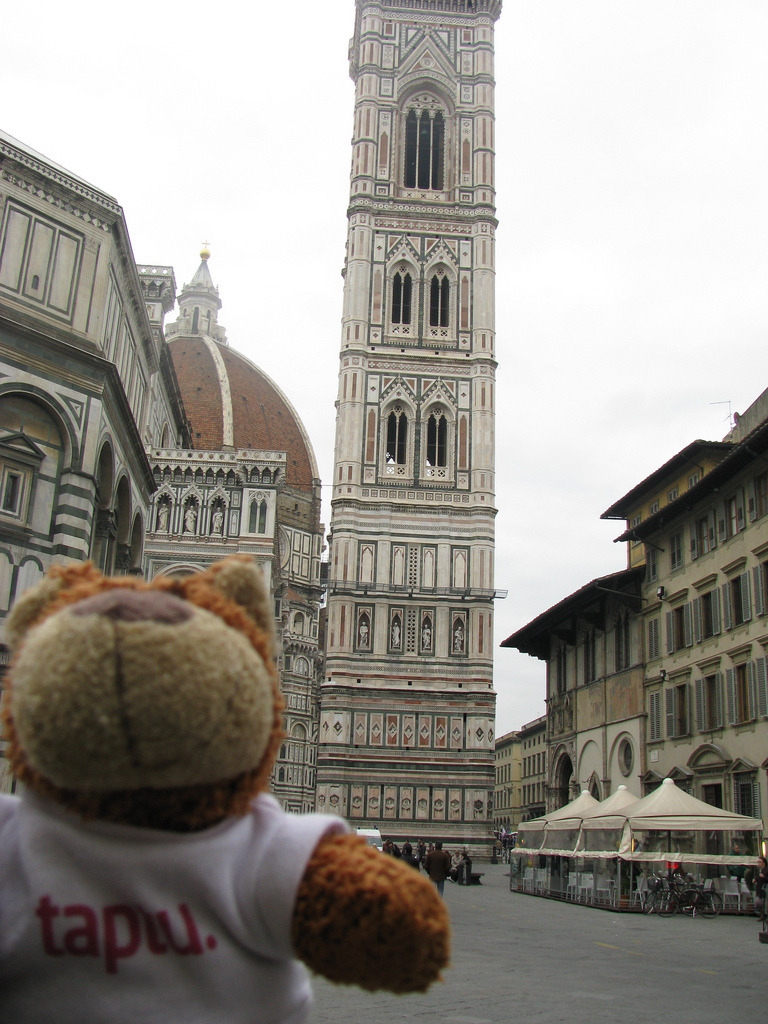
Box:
357 618 369 648
183 505 197 534
211 507 224 535
156 503 169 532
453 621 464 653
390 618 401 649
421 621 432 650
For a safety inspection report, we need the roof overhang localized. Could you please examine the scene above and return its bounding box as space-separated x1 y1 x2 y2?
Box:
500 567 644 659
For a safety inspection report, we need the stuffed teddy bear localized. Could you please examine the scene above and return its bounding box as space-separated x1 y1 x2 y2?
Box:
0 557 450 1023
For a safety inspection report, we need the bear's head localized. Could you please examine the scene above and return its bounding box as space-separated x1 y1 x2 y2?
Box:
1 557 284 831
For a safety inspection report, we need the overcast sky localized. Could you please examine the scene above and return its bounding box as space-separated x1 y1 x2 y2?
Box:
6 1 768 737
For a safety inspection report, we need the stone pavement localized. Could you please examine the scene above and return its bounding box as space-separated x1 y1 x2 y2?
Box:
309 862 766 1024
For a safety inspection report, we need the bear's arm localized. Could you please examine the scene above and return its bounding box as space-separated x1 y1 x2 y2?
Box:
290 832 450 993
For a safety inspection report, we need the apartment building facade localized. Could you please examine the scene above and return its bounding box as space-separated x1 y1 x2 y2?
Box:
494 728 520 829
605 392 768 835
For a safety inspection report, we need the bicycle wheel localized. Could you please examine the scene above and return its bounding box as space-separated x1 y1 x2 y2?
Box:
655 890 678 916
679 888 698 917
699 891 722 918
641 888 657 914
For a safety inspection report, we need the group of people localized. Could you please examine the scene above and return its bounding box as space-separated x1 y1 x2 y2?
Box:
382 839 473 896
493 829 517 863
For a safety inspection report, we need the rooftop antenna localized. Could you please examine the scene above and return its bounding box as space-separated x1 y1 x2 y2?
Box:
710 400 733 426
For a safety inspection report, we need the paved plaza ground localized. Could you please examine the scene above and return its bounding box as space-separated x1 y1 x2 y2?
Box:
309 862 766 1024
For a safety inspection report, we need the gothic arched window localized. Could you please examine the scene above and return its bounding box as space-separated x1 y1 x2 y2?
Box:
192 307 199 333
386 411 408 465
404 109 444 190
391 272 412 325
248 499 267 534
426 412 447 468
429 274 450 327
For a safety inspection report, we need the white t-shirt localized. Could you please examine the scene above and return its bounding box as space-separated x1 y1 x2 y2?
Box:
0 789 348 1024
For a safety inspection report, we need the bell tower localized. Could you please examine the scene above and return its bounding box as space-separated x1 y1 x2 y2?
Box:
317 0 502 853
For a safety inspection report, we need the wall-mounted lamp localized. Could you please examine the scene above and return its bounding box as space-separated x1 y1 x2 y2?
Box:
656 586 666 600
659 669 667 681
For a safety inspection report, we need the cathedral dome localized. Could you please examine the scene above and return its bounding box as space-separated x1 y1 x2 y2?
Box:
168 335 319 494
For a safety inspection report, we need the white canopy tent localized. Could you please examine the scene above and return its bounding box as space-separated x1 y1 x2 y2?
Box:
619 778 763 866
512 780 764 908
516 790 599 856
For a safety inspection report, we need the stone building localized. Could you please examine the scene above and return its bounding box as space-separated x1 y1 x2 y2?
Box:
503 387 768 839
0 130 189 789
493 729 520 831
317 0 503 853
503 570 646 810
518 714 547 821
143 252 325 814
0 129 326 813
604 389 768 835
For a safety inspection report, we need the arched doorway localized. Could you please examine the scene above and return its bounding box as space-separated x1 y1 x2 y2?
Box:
554 752 574 809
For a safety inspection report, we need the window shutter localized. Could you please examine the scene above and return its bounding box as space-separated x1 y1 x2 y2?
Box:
753 566 765 617
748 480 758 522
747 661 757 721
712 589 721 635
690 527 698 560
695 678 704 731
648 618 659 661
665 688 675 738
753 779 761 817
741 572 752 623
693 597 702 644
757 657 768 719
649 691 660 741
707 510 717 550
733 778 742 815
725 668 736 725
721 583 732 631
715 673 724 728
665 611 674 654
718 511 727 543
736 490 746 530
683 603 693 647
686 683 692 735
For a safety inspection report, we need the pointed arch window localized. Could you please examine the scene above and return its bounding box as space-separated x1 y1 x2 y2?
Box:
425 412 447 468
405 109 444 190
249 498 268 534
391 272 412 325
386 411 408 466
429 274 449 327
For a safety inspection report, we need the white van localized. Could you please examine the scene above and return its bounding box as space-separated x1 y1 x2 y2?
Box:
355 827 384 851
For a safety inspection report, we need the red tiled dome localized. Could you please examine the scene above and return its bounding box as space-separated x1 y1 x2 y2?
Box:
168 336 317 493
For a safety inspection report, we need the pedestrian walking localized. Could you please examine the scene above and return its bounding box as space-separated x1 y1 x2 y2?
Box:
425 841 452 897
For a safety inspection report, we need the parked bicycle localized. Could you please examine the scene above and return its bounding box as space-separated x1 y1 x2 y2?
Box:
641 872 665 914
643 872 722 918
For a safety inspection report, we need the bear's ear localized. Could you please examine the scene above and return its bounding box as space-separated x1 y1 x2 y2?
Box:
201 557 276 654
3 562 103 650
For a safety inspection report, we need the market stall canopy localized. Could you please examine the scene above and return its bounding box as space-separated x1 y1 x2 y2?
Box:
626 778 763 831
516 791 599 853
580 785 642 831
542 790 599 829
538 792 600 856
